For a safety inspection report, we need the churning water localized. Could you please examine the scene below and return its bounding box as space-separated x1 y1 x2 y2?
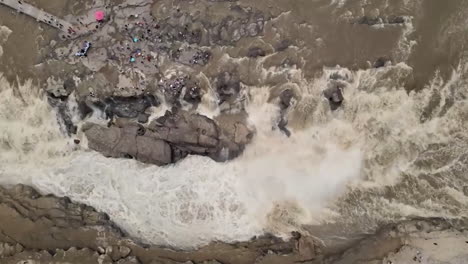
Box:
1 0 468 249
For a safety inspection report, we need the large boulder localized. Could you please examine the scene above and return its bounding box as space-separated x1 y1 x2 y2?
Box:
148 109 243 161
84 124 172 166
89 94 160 119
85 109 253 166
323 86 344 110
215 71 241 105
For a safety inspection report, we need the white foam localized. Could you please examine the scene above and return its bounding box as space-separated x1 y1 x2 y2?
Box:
2 59 468 248
1 32 468 250
0 26 12 58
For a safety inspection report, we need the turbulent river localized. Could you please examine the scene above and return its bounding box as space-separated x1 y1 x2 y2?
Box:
1 0 468 250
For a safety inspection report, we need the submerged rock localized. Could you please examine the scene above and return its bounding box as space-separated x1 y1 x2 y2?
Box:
276 89 295 137
247 46 266 58
374 56 390 68
323 86 344 110
279 89 295 110
275 39 291 52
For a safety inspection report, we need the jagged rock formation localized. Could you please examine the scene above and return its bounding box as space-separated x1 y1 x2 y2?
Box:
84 108 253 165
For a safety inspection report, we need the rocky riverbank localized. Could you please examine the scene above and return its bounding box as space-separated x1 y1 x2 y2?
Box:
31 0 388 165
0 184 466 264
38 0 272 165
2 0 468 263
1 0 422 167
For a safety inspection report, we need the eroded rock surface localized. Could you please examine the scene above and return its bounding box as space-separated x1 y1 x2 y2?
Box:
85 108 253 165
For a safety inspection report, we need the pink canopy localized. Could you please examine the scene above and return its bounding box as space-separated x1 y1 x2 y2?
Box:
94 11 105 21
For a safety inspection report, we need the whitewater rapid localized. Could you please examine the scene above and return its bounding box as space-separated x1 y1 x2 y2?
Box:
1 56 468 248
1 0 468 249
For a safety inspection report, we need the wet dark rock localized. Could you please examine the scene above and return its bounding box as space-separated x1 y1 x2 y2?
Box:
279 89 294 110
171 146 189 163
275 39 291 52
137 113 149 124
277 89 295 137
278 117 291 137
247 46 266 58
77 101 93 119
374 57 390 68
63 78 76 95
183 86 202 104
47 96 77 135
216 71 241 104
98 94 159 119
323 86 344 110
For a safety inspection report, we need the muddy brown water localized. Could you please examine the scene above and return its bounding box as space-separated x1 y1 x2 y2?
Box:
1 0 468 252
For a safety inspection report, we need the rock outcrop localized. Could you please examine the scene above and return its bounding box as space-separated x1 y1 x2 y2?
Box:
0 184 319 264
84 123 172 165
84 108 253 165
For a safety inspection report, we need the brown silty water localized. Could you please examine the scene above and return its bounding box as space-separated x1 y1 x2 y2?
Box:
1 0 468 251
